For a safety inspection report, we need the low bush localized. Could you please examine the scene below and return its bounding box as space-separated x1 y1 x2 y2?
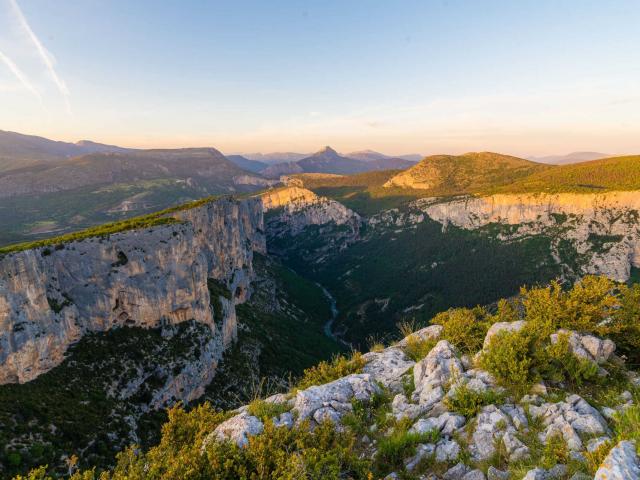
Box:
479 330 536 396
296 352 365 390
432 306 491 354
444 381 505 418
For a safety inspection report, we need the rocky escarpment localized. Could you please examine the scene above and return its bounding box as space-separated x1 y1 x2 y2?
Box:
260 186 361 236
201 320 640 480
0 197 265 386
371 191 640 282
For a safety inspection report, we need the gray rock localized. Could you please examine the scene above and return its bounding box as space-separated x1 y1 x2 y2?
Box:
413 340 463 407
204 412 264 448
404 443 435 471
293 373 381 426
391 393 428 421
362 347 414 393
487 466 511 480
594 440 640 480
272 412 294 429
443 462 470 480
463 470 486 480
587 436 610 453
396 325 443 348
521 468 547 480
435 439 461 462
550 330 616 365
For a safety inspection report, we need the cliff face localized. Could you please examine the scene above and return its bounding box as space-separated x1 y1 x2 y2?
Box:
260 186 360 237
417 191 640 281
0 197 265 385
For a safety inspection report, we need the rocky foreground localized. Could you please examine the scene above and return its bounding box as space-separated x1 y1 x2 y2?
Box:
203 320 639 480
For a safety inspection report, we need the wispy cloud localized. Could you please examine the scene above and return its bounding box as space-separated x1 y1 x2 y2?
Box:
0 48 41 100
8 0 70 111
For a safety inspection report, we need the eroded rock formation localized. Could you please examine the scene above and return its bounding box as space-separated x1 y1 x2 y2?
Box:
0 197 265 385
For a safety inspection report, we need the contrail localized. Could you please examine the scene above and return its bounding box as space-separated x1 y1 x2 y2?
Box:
9 0 70 111
0 48 41 100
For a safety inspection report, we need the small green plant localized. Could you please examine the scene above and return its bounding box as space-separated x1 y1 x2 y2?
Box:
375 422 439 471
444 381 504 418
541 333 599 386
246 399 291 422
296 352 365 390
479 330 535 397
402 335 437 362
432 306 491 354
540 433 569 469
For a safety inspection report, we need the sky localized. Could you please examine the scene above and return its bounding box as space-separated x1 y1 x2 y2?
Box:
0 0 639 157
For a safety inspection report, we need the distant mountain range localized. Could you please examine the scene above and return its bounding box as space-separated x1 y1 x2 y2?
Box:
527 151 610 165
260 146 418 178
0 130 132 171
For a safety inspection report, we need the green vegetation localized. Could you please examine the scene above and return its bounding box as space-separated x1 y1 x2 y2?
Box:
207 278 232 320
491 155 640 194
274 214 564 346
444 381 505 418
432 306 492 354
198 254 341 410
296 352 365 390
0 195 221 256
0 321 214 477
388 152 550 194
478 276 640 397
246 399 291 422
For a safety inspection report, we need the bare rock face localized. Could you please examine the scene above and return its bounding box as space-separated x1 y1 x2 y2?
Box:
594 440 640 480
412 340 463 408
0 197 265 384
483 321 527 348
261 186 361 237
293 373 382 426
204 412 264 449
418 192 640 282
362 347 414 393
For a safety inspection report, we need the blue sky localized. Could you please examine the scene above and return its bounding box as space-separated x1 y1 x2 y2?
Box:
1 0 639 156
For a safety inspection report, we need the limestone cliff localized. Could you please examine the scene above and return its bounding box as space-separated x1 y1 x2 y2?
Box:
0 197 265 385
413 191 640 281
260 186 361 237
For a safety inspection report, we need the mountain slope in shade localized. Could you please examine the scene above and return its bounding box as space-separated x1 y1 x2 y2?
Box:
241 152 309 164
0 130 132 171
0 148 256 199
529 151 610 165
226 154 268 173
384 151 550 193
347 149 421 163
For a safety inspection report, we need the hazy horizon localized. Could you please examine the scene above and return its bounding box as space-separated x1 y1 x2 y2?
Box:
1 0 639 156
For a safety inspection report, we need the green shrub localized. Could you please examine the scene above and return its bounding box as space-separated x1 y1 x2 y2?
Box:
296 352 365 390
432 307 491 354
479 330 535 396
540 433 569 469
246 399 291 422
375 422 439 471
541 333 599 386
444 381 505 418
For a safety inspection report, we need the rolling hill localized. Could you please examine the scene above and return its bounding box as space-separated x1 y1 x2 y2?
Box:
528 151 610 165
494 154 640 193
384 152 551 194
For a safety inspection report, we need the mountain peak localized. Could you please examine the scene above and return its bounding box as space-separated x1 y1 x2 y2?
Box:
316 146 338 155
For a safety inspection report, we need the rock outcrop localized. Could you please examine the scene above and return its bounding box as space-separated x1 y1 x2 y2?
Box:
417 192 640 282
0 197 265 385
197 318 638 480
260 186 360 237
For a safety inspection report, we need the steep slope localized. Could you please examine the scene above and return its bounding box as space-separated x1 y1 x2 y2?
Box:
0 196 265 384
384 152 550 193
24 276 640 480
0 130 131 171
